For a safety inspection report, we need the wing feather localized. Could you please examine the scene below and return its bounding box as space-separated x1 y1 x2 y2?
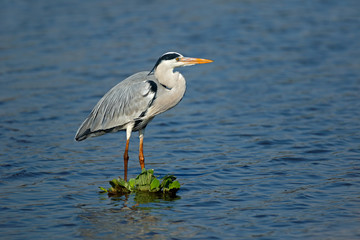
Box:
75 72 157 141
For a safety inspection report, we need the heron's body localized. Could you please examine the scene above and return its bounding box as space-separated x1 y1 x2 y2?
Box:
75 71 185 141
75 52 212 180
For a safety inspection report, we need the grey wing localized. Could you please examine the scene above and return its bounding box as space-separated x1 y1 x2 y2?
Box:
75 72 157 141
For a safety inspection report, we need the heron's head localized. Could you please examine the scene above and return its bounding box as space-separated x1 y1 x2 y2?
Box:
150 52 213 74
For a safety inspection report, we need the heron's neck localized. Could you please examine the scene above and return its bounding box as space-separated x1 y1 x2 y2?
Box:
153 67 186 114
155 66 184 89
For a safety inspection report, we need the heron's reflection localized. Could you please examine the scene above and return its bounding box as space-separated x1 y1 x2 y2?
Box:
78 191 180 238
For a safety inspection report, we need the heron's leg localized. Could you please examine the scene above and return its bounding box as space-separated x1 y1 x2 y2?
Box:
123 126 132 181
139 129 145 170
123 138 130 181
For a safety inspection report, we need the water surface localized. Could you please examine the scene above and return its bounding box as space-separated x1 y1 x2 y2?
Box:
1 0 360 239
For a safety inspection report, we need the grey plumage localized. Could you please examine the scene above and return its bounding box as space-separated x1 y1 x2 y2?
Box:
75 72 158 141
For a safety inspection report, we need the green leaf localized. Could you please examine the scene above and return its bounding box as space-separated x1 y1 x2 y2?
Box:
169 180 180 190
134 169 157 190
109 178 118 188
128 178 135 190
150 178 160 192
138 185 150 191
100 169 180 195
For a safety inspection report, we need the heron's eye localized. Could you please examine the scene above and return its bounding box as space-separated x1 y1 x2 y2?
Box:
176 57 180 61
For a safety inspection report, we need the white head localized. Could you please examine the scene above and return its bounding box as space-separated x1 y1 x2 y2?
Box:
150 52 213 74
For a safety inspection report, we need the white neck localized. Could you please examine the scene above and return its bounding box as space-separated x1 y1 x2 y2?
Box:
151 65 186 115
155 64 180 89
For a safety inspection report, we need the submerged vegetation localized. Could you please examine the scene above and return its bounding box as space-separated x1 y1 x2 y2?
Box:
100 169 180 198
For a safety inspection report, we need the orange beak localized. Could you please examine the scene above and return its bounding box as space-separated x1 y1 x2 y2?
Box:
179 57 213 65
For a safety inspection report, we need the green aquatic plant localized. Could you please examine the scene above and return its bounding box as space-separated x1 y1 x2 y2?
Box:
99 169 180 197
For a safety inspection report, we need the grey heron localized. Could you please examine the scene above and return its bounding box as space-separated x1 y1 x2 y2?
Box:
75 52 213 180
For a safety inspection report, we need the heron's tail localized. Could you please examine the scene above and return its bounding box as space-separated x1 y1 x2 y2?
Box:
75 116 120 141
75 118 92 141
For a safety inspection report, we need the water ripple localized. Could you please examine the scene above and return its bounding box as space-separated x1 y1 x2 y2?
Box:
1 0 360 239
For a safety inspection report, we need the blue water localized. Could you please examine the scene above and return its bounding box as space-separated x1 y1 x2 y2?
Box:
1 0 360 239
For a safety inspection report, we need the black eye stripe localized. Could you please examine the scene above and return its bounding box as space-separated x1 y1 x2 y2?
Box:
160 53 181 61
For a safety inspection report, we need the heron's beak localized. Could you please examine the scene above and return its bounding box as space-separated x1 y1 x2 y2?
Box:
179 57 213 66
